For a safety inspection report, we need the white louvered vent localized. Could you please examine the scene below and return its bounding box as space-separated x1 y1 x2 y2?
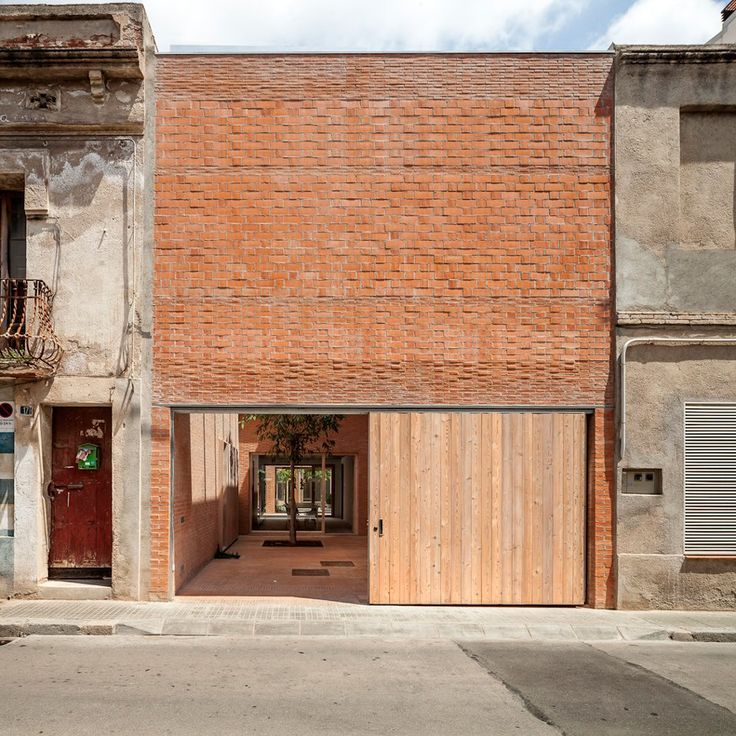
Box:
684 403 736 556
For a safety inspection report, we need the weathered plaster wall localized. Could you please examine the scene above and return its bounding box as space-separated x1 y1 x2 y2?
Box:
615 54 736 315
615 49 736 609
618 336 736 609
0 4 154 600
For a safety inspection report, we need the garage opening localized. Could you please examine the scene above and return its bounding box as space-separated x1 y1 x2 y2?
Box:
169 409 587 606
171 411 369 603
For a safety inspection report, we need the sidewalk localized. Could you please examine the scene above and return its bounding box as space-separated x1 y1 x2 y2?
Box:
2 598 736 641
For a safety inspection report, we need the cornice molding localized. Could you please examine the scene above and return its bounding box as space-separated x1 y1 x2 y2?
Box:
0 47 143 80
615 45 736 65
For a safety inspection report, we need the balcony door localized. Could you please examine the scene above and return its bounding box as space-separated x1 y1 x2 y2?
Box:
0 190 26 281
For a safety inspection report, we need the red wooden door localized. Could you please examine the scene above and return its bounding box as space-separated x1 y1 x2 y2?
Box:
49 407 112 571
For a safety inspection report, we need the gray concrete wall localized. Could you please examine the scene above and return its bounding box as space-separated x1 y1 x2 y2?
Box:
0 4 154 600
615 48 736 609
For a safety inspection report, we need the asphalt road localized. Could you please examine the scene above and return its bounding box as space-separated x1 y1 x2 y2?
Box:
1 637 735 735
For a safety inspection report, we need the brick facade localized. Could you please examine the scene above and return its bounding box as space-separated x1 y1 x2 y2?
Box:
152 54 615 606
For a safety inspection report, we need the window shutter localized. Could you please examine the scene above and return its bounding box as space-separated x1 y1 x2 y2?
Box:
684 403 736 556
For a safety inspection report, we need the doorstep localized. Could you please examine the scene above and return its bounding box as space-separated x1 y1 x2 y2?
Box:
36 580 112 601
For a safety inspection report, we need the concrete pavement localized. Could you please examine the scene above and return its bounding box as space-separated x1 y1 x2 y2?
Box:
2 637 736 735
2 597 736 640
463 641 736 736
0 637 557 736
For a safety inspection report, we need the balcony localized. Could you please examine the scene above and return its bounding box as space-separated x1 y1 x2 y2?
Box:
0 279 61 378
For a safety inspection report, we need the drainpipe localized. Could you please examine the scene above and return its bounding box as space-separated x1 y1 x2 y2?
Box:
619 336 736 457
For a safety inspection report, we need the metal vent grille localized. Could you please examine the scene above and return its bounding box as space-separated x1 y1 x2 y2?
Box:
684 403 736 556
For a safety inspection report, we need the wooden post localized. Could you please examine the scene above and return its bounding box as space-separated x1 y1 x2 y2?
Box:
321 452 327 535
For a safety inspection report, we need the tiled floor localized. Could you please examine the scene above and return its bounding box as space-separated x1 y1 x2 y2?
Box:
177 535 369 603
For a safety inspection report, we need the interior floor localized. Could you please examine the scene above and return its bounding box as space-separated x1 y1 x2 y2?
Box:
177 534 368 603
252 517 352 532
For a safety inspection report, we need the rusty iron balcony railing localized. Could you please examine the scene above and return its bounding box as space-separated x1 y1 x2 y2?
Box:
0 279 62 378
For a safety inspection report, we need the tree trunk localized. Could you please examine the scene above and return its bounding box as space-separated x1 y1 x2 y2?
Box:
289 459 298 545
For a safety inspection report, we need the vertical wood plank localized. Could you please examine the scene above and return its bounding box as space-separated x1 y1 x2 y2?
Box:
572 414 586 604
387 412 400 604
430 413 443 602
410 412 421 603
540 413 555 605
469 413 482 603
439 413 452 603
417 412 430 603
480 413 493 604
368 413 381 603
460 413 472 601
520 413 532 603
398 412 412 605
553 413 566 603
489 413 502 604
449 412 462 604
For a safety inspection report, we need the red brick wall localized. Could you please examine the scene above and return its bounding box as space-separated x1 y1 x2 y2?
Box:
238 414 369 534
149 407 171 601
155 54 613 407
152 53 615 605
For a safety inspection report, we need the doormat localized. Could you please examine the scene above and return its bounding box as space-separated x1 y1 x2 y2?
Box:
292 568 330 576
263 540 323 548
320 561 355 567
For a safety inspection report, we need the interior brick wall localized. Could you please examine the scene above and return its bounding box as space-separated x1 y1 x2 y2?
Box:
172 412 240 592
151 53 615 605
238 414 370 535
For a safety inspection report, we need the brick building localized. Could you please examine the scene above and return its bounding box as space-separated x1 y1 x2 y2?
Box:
152 52 616 606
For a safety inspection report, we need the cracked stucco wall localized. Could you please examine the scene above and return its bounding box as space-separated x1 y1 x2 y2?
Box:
615 53 736 609
0 4 154 600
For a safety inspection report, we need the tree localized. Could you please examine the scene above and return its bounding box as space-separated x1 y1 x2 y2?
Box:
243 414 343 544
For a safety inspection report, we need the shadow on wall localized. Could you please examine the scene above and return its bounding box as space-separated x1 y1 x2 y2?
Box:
173 412 240 591
680 558 736 575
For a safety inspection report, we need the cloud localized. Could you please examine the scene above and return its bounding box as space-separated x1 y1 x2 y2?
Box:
590 0 723 48
153 0 589 52
0 0 588 52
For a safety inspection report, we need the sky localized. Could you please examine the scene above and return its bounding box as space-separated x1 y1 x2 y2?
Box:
0 0 726 52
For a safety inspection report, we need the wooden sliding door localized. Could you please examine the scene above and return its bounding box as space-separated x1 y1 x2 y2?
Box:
368 412 586 605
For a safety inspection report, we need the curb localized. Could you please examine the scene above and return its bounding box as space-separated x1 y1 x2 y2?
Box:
1 622 736 642
670 630 736 643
